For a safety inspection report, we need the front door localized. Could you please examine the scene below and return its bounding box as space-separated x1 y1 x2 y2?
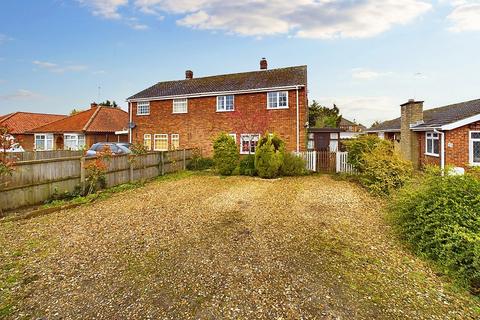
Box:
314 133 330 151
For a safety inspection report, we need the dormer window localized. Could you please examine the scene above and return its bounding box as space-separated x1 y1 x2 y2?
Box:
267 91 288 109
137 101 150 115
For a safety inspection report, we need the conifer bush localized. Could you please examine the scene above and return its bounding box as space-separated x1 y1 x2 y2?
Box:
213 133 239 175
254 134 285 179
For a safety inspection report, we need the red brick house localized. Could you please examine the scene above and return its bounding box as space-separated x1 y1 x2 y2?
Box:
29 104 129 150
367 98 480 170
0 112 66 151
127 59 308 155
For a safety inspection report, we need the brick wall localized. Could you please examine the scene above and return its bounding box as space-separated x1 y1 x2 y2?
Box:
130 89 308 155
14 134 35 151
417 121 480 169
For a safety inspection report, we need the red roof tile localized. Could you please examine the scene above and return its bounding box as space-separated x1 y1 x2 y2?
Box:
0 112 67 134
30 106 128 133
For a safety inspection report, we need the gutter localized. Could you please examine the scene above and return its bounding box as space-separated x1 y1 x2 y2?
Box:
128 102 132 144
127 85 306 102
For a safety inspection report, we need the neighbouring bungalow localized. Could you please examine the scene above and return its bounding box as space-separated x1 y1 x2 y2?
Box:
366 98 480 170
339 118 366 139
0 112 66 151
29 103 129 151
306 118 366 152
126 58 308 155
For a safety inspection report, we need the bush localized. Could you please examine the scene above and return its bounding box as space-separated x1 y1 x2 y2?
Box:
254 134 285 179
281 152 307 176
239 154 256 176
187 149 214 171
390 172 480 293
360 145 413 195
344 135 391 172
213 133 239 175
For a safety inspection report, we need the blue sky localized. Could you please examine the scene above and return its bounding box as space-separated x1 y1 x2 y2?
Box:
1 0 480 126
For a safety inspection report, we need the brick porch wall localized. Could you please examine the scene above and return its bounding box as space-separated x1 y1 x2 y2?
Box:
130 89 308 155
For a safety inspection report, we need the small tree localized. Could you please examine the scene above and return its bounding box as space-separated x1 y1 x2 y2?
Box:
213 133 239 175
84 146 112 195
308 101 342 128
0 125 17 177
255 134 285 179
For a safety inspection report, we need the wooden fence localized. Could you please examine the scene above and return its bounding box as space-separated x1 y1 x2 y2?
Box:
297 151 357 174
0 149 194 211
1 150 84 162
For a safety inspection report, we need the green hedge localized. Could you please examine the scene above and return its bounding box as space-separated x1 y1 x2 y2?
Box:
390 173 480 293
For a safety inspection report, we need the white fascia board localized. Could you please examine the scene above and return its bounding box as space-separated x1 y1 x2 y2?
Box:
440 114 480 131
126 85 305 102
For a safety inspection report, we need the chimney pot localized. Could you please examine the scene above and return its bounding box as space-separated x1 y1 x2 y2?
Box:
185 70 193 79
260 58 268 70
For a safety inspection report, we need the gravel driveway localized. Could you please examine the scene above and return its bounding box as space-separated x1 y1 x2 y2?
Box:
1 173 479 319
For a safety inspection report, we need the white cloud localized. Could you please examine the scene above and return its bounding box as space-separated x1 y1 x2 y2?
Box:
316 96 400 127
0 89 43 101
351 68 392 80
77 0 128 19
33 60 88 73
79 0 431 38
447 1 480 32
0 33 13 45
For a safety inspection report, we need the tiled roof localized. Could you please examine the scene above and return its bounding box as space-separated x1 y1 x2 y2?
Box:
30 106 128 133
367 98 480 132
0 112 66 134
128 66 307 100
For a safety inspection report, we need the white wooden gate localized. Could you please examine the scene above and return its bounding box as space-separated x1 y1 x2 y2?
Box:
336 152 356 174
296 151 356 174
296 151 316 172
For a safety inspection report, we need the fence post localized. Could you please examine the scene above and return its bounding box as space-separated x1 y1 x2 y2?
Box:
183 149 186 170
336 152 341 173
129 155 134 183
80 157 86 193
161 152 165 176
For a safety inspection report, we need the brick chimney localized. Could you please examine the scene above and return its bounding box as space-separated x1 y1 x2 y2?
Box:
185 70 193 80
90 102 98 109
260 58 268 70
400 99 424 168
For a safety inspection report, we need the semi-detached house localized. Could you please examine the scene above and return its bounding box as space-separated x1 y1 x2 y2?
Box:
127 59 308 155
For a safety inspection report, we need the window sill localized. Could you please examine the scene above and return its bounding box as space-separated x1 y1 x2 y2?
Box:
136 113 150 116
216 109 235 113
267 106 289 110
425 153 440 158
470 162 480 166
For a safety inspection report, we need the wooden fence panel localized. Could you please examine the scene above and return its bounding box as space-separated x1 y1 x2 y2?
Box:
1 150 84 162
0 149 194 212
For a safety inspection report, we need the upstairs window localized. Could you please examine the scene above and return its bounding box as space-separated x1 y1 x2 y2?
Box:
137 101 150 115
173 98 188 114
425 132 440 156
470 131 480 165
240 134 260 154
217 95 234 112
267 91 288 109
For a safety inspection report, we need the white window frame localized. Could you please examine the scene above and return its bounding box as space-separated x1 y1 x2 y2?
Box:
137 101 150 115
469 130 480 166
144 134 152 151
217 95 235 112
173 98 188 114
63 133 86 150
240 134 260 155
171 134 180 150
425 132 440 157
34 134 54 151
154 134 168 151
267 91 289 109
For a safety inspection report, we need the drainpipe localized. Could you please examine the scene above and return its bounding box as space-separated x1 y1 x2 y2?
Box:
128 102 132 144
434 129 445 174
296 86 300 153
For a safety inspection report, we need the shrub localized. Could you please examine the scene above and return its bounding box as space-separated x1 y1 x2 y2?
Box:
213 133 239 175
359 145 413 195
239 154 256 176
281 152 307 176
254 134 285 179
344 135 391 172
390 173 480 293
